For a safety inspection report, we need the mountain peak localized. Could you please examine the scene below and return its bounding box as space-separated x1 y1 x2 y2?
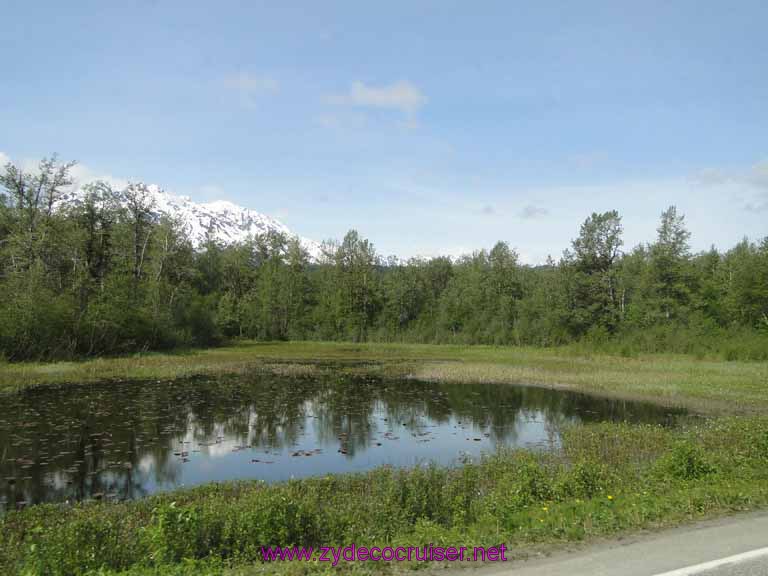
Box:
61 183 323 260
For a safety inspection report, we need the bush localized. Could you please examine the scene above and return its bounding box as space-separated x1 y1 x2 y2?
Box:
557 459 614 499
143 502 203 564
0 269 76 360
656 442 717 481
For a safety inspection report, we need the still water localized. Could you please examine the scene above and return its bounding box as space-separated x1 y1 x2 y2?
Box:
0 373 684 510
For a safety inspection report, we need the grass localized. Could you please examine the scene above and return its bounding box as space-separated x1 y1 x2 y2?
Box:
1 341 768 575
2 417 768 575
1 341 766 413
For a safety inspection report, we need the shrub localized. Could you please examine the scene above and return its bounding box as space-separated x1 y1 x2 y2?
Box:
143 502 202 564
557 459 614 499
656 442 716 481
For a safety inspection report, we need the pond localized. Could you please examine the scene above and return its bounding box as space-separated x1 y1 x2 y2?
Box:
0 373 685 511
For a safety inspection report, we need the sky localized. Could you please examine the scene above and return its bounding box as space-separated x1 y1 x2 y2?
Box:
1 0 767 263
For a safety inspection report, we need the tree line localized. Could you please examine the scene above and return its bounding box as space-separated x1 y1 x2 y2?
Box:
1 157 766 361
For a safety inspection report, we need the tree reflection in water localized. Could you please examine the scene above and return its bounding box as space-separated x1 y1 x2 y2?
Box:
0 373 684 510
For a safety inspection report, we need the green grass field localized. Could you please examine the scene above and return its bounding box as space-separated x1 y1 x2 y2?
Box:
1 341 766 412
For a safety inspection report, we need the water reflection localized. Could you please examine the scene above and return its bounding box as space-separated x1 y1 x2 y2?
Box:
0 374 684 510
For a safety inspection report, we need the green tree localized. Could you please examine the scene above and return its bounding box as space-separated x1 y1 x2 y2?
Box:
564 210 623 336
648 206 693 321
335 230 379 342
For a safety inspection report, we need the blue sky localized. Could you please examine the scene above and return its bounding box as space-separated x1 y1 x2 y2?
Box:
1 0 767 262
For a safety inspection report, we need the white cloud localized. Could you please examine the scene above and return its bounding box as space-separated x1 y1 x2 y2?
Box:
332 80 426 115
744 160 768 212
690 167 729 187
223 71 279 108
0 151 10 166
518 204 549 219
747 160 768 190
691 159 768 212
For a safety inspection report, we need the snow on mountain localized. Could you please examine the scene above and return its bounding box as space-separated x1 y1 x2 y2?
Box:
61 184 323 260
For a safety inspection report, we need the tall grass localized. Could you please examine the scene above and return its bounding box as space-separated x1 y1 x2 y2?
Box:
568 325 768 362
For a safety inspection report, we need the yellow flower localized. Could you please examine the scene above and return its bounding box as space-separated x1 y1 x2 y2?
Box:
607 495 614 500
542 506 548 512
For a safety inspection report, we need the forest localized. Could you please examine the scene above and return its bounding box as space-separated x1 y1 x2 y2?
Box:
1 157 766 361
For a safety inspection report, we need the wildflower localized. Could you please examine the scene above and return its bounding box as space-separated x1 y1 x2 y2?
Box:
607 495 614 500
542 506 548 512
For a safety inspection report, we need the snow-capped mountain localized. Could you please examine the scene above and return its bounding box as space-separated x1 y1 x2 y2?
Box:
60 184 323 260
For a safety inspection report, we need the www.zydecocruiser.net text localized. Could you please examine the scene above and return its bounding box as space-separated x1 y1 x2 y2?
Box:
261 544 509 565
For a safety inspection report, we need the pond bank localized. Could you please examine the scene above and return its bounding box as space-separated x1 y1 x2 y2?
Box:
1 341 766 413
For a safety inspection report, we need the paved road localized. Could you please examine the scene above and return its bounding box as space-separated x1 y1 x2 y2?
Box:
696 553 768 576
442 511 768 576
